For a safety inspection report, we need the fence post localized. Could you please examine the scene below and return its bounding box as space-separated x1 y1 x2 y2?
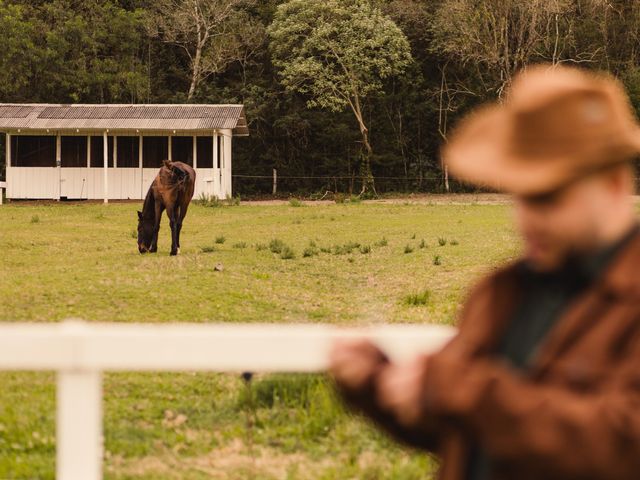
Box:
57 370 103 480
272 169 277 196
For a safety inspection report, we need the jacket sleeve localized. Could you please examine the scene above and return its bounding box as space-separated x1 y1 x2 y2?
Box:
334 350 443 452
420 338 640 479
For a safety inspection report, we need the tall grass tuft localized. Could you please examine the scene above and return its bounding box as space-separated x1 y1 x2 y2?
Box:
402 289 431 306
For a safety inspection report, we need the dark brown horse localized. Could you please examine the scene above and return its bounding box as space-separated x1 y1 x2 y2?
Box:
137 160 196 256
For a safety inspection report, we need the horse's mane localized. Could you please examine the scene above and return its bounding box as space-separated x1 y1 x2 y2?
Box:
141 185 156 221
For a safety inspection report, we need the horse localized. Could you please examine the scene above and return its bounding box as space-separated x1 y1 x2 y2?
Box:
137 160 196 256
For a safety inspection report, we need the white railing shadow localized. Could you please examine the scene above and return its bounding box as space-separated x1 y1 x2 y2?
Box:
0 320 456 480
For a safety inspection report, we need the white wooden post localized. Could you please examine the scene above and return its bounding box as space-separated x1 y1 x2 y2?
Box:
192 135 197 169
273 169 278 196
56 134 62 200
103 133 108 204
113 136 117 168
57 371 102 480
213 132 219 198
168 135 172 162
213 133 218 170
4 132 10 202
86 136 91 169
139 135 143 199
222 129 232 199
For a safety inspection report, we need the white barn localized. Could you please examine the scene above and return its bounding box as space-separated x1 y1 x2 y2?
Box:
0 104 249 202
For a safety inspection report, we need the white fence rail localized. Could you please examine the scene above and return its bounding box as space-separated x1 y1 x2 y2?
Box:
0 321 456 480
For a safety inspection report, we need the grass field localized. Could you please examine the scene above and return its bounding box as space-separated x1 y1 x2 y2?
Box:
0 198 520 479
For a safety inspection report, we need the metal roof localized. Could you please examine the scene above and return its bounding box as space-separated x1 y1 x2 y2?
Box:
0 104 249 136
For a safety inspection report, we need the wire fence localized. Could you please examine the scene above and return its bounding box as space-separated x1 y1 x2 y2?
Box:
232 172 477 198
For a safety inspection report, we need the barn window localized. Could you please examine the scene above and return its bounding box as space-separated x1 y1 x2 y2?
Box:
171 136 193 166
90 136 114 168
11 136 56 167
116 136 139 168
143 137 168 168
197 137 213 168
61 136 87 168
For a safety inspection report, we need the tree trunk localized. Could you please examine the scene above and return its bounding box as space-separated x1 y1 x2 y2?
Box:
351 94 376 197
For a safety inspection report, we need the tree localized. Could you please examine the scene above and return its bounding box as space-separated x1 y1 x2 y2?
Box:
0 1 40 101
146 0 262 101
268 0 412 195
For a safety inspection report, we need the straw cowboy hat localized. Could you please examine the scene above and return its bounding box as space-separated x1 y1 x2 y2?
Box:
443 64 640 195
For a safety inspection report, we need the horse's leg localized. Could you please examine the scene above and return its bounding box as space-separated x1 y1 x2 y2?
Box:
176 203 187 251
166 204 179 256
150 202 163 253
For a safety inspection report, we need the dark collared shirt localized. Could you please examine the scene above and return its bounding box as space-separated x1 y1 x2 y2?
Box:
467 225 639 480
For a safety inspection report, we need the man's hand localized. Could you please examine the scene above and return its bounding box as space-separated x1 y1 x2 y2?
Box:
329 338 387 392
377 356 430 427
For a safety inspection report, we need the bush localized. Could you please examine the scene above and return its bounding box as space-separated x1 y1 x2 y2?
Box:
269 239 286 254
375 237 388 247
280 246 296 260
333 242 361 255
402 289 431 306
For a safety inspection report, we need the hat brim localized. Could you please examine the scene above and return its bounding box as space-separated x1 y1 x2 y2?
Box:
443 105 640 196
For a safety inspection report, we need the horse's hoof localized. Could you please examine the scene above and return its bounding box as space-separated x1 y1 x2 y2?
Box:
170 251 178 256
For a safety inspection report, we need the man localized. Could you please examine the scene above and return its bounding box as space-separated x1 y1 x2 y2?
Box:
330 64 640 480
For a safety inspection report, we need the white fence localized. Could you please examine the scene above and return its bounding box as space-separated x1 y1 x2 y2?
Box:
0 321 456 480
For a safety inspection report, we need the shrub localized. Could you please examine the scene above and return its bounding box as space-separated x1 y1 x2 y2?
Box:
303 246 319 258
269 239 286 254
196 194 223 208
280 246 296 260
375 237 388 247
333 242 361 255
402 289 431 306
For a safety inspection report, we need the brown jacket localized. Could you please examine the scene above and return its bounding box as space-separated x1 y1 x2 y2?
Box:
342 231 640 480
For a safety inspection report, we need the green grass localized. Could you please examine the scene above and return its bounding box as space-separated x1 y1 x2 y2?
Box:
0 201 519 479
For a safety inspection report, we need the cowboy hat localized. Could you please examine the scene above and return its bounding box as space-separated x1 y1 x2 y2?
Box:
443 64 640 195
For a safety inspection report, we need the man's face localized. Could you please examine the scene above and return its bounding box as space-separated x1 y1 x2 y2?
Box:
513 172 621 272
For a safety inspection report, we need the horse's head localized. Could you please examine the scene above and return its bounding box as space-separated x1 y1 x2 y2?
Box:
137 211 154 254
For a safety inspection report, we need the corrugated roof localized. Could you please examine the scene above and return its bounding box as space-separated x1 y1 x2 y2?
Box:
0 104 249 136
